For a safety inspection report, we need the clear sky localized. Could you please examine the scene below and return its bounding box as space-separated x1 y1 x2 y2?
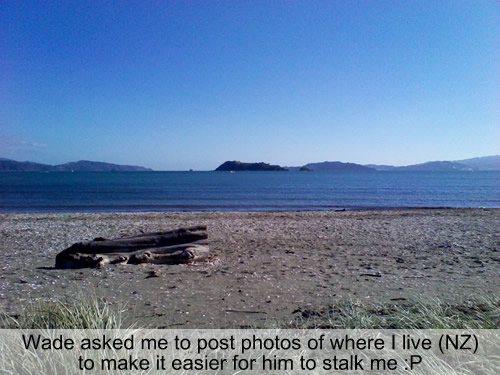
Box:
1 1 499 170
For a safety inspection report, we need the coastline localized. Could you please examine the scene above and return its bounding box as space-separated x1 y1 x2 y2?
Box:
1 208 498 328
2 205 497 214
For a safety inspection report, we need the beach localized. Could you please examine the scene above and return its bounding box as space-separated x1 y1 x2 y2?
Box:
0 208 498 328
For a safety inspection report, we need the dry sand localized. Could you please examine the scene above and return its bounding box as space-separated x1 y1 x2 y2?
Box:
0 209 498 328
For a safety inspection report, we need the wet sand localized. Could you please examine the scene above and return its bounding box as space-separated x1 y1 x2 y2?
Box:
0 208 498 328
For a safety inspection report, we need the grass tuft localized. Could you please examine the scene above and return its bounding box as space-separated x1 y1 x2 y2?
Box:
288 295 499 329
1 295 127 329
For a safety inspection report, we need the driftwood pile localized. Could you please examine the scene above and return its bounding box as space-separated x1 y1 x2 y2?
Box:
55 226 209 269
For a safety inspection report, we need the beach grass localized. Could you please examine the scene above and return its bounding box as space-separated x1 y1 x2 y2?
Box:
2 294 498 329
1 295 127 329
287 295 499 329
0 295 498 374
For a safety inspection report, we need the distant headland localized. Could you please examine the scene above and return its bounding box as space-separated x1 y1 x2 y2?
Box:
0 158 152 172
298 161 373 172
365 155 500 171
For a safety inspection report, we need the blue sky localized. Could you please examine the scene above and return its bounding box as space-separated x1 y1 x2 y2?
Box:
1 1 498 170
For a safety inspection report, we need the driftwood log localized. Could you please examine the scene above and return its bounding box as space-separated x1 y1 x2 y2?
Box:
55 226 209 269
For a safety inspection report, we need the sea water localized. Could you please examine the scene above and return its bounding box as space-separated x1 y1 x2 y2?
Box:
0 171 498 212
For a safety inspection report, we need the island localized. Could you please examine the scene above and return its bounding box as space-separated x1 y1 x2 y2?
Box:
215 161 288 171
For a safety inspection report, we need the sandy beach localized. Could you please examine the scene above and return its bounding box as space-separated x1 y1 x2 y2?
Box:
0 208 498 328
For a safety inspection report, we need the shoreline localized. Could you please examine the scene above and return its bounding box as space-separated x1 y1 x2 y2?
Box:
1 206 498 215
1 208 498 328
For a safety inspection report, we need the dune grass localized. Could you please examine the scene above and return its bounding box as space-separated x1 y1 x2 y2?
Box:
1 295 127 329
0 295 497 374
288 295 499 329
1 294 498 329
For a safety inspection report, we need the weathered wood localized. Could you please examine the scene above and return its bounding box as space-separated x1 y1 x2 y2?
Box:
55 226 209 269
128 243 209 265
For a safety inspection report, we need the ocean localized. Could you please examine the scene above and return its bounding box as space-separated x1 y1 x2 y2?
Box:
0 171 498 212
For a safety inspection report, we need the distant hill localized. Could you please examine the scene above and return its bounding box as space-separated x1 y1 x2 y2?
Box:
0 158 152 171
215 161 288 171
301 161 375 172
454 155 500 171
364 164 397 171
54 160 152 171
0 158 54 171
366 155 500 171
395 161 473 171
